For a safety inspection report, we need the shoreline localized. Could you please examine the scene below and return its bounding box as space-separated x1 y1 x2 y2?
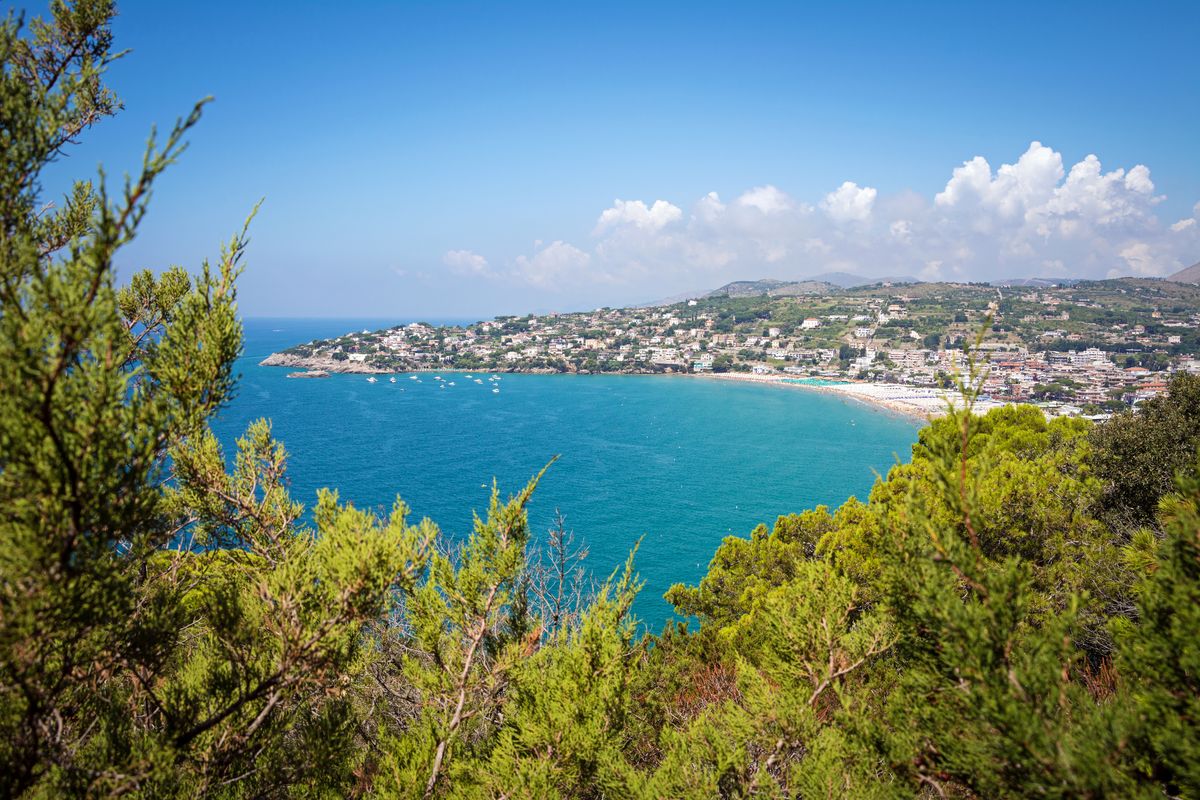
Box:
260 352 958 423
692 373 946 422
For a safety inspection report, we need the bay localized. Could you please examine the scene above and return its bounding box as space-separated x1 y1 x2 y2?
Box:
210 318 922 626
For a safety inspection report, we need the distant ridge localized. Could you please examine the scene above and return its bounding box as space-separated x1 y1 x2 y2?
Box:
807 271 919 288
1168 261 1200 285
637 278 845 306
705 278 841 299
633 288 707 308
638 272 1143 308
990 277 1083 288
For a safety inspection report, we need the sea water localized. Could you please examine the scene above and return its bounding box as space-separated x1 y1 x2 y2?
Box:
210 318 922 627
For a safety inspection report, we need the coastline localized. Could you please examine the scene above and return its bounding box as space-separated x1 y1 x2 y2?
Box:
693 373 949 422
260 351 960 423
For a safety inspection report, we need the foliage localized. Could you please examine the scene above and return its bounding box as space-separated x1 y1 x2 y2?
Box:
1114 465 1200 797
2 3 1199 798
1089 371 1200 532
0 3 430 794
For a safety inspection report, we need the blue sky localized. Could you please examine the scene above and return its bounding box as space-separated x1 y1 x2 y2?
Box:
38 0 1200 317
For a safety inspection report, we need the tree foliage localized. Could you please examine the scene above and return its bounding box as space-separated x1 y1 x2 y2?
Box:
2 3 1198 798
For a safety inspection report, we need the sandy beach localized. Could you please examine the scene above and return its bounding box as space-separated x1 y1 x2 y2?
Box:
697 373 1008 422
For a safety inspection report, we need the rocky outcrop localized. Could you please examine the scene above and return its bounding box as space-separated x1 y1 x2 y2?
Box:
259 352 387 374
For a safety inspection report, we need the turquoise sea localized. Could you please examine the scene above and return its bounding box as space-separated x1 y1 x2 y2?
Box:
211 319 922 627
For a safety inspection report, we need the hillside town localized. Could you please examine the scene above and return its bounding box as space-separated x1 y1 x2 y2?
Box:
263 277 1200 418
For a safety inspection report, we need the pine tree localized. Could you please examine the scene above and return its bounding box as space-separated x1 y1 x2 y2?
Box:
1 4 432 794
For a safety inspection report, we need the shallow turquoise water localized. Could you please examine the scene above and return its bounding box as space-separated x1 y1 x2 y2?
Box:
783 378 851 386
211 319 921 627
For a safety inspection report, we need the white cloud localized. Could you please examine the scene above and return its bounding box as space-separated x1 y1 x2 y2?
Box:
822 181 877 222
1171 202 1200 234
936 142 1064 218
1036 154 1162 232
1125 164 1154 195
595 198 683 233
919 260 944 281
735 185 794 215
513 240 591 288
1119 242 1177 277
442 249 491 276
444 141 1200 296
694 191 726 224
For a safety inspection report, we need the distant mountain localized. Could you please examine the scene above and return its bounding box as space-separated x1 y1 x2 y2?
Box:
1168 261 1200 285
634 288 707 308
806 271 919 288
705 279 841 299
990 277 1083 288
638 271 1147 308
639 274 920 306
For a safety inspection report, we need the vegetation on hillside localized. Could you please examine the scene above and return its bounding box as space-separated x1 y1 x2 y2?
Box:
2 3 1198 797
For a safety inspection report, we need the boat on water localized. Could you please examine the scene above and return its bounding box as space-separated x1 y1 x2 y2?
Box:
409 375 418 380
389 376 396 383
474 378 483 384
492 387 500 394
448 381 455 386
366 377 378 383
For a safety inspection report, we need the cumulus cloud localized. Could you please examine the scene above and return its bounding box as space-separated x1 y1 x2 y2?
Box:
822 181 877 222
444 141 1199 297
1118 242 1165 277
735 185 795 215
595 199 683 233
936 142 1064 218
513 241 591 288
442 249 490 276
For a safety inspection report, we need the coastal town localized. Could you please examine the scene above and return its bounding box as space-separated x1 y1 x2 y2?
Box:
262 276 1200 419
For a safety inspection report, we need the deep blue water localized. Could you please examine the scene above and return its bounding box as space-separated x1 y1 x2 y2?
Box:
210 318 921 627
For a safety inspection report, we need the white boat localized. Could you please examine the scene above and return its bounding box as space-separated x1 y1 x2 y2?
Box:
492 387 500 394
448 382 455 386
474 378 483 384
464 374 473 378
366 377 377 383
389 376 396 383
434 375 443 381
409 375 418 380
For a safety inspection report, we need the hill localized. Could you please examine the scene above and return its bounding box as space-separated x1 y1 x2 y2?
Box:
807 271 919 288
1168 261 1200 285
990 277 1083 288
705 278 842 299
